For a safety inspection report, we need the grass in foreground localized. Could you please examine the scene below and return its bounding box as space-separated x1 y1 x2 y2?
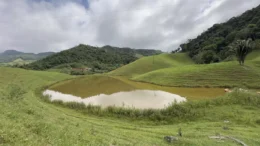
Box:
1 67 260 145
109 53 194 77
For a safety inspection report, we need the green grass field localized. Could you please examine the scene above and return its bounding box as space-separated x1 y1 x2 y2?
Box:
133 61 260 88
109 53 194 77
1 67 260 145
128 51 260 88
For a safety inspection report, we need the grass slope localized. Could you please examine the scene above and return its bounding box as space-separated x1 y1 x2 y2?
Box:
109 53 194 77
246 50 260 60
133 61 260 88
1 67 260 145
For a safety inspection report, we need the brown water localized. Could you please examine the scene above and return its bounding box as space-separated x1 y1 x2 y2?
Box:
43 89 187 109
49 75 226 101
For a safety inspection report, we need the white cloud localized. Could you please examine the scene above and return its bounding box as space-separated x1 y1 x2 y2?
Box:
0 0 259 53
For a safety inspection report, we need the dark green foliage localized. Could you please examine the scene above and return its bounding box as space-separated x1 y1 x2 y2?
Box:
23 44 161 72
194 50 219 64
180 4 260 63
234 39 254 65
70 70 86 75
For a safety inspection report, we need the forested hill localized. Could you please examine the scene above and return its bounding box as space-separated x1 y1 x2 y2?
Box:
23 44 162 71
180 4 260 64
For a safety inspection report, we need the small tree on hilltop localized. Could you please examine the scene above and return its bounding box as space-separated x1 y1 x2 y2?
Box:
234 39 254 65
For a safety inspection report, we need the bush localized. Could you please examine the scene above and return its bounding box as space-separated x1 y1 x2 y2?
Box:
70 70 85 75
4 84 26 100
194 50 219 64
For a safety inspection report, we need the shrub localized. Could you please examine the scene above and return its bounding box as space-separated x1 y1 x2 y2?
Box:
65 102 86 110
3 84 27 100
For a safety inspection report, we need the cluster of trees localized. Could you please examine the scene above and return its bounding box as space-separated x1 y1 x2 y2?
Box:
22 44 161 73
180 4 260 64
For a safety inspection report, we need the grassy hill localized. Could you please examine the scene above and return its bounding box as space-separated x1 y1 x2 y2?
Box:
109 53 194 77
1 67 260 145
133 60 260 88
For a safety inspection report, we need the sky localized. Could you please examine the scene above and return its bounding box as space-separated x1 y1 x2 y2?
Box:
0 0 260 53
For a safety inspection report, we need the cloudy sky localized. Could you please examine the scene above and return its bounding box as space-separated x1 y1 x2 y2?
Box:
0 0 260 53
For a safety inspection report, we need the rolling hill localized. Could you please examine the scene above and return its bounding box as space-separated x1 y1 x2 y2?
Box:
1 65 260 145
23 44 162 72
109 53 194 77
0 50 55 63
132 51 260 88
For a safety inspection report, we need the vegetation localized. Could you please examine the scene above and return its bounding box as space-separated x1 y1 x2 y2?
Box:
1 4 260 146
180 4 260 63
133 60 260 88
0 58 34 67
23 44 161 74
1 67 260 145
233 39 254 65
109 53 194 77
0 50 54 63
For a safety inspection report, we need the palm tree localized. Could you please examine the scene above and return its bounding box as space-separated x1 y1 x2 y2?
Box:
234 39 254 65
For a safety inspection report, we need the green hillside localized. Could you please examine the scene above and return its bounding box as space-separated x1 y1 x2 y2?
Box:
180 4 260 63
109 53 194 77
247 48 260 61
23 44 161 73
1 67 260 145
133 60 260 88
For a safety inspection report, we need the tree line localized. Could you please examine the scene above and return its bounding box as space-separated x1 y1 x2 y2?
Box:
179 4 260 64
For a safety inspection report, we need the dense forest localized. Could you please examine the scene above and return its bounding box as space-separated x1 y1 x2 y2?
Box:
23 44 161 74
180 4 260 64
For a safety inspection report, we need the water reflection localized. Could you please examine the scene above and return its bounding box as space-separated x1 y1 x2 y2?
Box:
43 90 186 109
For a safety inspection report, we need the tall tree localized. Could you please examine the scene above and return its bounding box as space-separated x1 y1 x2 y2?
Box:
234 39 254 65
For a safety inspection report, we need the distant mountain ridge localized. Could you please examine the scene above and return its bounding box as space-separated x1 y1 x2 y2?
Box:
1 50 24 55
23 44 162 72
0 50 55 63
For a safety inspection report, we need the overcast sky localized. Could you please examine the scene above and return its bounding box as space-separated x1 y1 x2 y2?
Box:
0 0 260 53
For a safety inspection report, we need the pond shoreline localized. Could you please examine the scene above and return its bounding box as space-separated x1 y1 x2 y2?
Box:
43 89 187 109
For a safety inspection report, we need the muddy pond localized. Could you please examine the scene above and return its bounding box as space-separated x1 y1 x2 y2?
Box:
43 89 187 109
45 75 227 109
49 76 226 101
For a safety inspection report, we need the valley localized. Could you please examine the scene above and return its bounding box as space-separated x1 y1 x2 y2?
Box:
1 2 260 146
